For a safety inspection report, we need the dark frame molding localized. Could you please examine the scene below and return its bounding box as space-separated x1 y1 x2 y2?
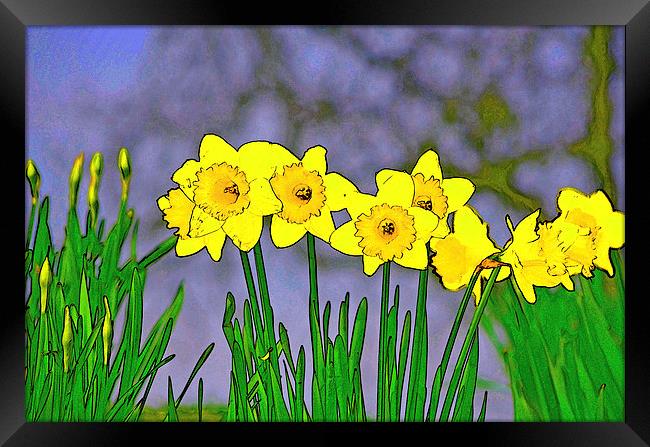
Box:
3 0 647 444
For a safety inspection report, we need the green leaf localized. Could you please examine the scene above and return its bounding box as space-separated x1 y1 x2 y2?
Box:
452 333 479 422
167 377 179 422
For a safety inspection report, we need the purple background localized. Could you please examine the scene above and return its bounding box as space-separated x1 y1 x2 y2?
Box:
26 26 624 420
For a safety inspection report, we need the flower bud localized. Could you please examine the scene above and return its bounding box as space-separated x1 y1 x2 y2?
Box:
102 296 113 366
39 257 52 314
118 148 131 201
62 306 73 373
69 153 85 208
26 159 41 205
88 153 103 227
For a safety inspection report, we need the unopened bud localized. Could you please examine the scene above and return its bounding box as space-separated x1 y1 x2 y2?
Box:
118 148 131 201
26 159 41 205
62 306 73 373
88 153 103 227
39 257 52 314
102 296 113 366
69 153 85 207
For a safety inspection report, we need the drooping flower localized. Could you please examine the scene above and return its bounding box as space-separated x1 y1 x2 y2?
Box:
555 188 625 276
429 205 509 303
400 150 475 238
269 145 358 248
500 210 598 304
158 134 290 258
330 171 439 276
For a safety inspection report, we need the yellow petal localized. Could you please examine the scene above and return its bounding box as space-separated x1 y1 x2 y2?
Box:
198 134 239 167
239 141 298 180
561 275 574 291
222 210 263 252
188 206 224 238
247 178 282 216
159 188 194 237
171 159 201 198
513 269 537 303
175 237 206 257
607 211 625 249
323 172 359 212
205 230 227 262
394 241 428 270
442 178 475 213
363 255 384 276
594 245 615 277
330 221 363 256
305 206 335 242
408 206 439 240
509 210 541 242
412 150 443 180
346 192 377 220
301 145 327 176
271 215 307 248
431 219 451 238
376 169 414 208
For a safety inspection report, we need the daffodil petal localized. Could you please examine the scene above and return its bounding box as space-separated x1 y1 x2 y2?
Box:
270 215 307 248
305 206 335 242
346 192 377 220
175 237 206 257
595 245 615 277
223 210 263 252
363 255 384 276
408 206 439 240
188 206 224 238
375 169 414 208
442 178 475 213
323 172 359 212
607 211 625 249
248 178 282 216
561 275 575 291
159 188 195 237
394 241 428 270
239 141 297 180
198 134 239 167
513 270 537 303
205 230 227 262
412 150 443 180
330 221 363 256
431 219 451 238
301 145 327 175
171 159 201 198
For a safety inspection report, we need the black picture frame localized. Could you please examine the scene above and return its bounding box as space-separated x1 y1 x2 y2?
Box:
3 0 647 444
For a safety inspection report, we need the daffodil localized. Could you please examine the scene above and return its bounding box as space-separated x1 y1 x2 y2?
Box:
269 145 358 248
500 210 597 303
396 150 475 238
429 206 509 303
556 188 625 276
158 134 290 258
330 171 439 276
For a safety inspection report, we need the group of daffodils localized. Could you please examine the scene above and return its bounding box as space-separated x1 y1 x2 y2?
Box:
158 134 625 304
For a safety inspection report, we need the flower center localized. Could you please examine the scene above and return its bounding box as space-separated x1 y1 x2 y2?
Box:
355 204 416 261
270 163 326 224
192 162 251 220
293 184 313 202
412 173 448 218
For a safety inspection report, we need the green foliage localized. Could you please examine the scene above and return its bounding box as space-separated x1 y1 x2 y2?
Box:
24 153 184 421
485 249 624 421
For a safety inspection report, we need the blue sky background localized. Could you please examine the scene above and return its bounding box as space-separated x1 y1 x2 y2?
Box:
26 26 624 420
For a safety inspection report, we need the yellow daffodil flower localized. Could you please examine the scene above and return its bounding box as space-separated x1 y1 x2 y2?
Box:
500 210 597 303
556 188 625 276
402 150 475 238
269 145 358 248
158 134 291 257
429 206 509 304
330 171 439 276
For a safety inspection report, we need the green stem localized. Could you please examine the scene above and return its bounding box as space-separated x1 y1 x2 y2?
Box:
306 233 325 418
138 236 176 269
405 267 428 421
239 249 265 339
439 265 502 422
377 261 391 421
26 202 36 252
427 266 483 420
